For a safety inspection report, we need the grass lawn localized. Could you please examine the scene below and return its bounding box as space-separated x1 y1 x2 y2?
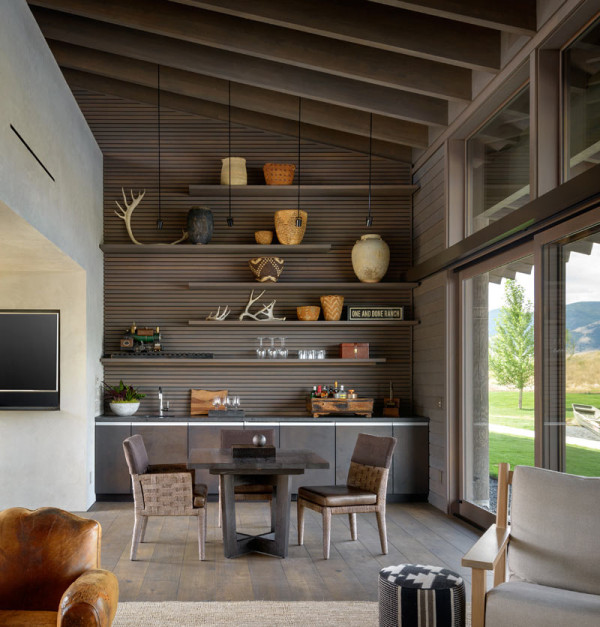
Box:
489 433 600 478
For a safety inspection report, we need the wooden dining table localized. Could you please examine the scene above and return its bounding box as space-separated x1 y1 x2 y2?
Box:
188 448 329 558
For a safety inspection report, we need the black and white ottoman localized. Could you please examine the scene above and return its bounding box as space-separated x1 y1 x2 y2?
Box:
379 564 465 627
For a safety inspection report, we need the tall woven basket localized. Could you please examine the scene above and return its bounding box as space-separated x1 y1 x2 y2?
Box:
274 209 307 245
263 163 296 185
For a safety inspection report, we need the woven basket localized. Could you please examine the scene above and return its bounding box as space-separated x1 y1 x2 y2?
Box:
263 163 296 185
274 209 307 245
254 230 274 245
320 295 344 321
221 157 247 185
297 306 321 321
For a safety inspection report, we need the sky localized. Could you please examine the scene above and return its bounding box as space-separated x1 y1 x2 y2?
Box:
487 242 600 311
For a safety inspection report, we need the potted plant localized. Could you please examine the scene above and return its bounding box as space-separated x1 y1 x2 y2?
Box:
104 380 145 417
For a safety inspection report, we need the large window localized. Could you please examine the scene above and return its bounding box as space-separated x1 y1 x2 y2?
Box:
564 18 600 180
467 87 530 235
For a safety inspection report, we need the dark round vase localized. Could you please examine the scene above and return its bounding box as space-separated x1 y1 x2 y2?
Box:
187 207 214 244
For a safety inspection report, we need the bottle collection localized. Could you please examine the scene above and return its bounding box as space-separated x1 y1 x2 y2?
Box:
310 381 354 400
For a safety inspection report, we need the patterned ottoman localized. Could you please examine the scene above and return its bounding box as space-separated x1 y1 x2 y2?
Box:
379 564 465 627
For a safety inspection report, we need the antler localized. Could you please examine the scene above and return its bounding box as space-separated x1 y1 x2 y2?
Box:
255 300 286 321
239 290 286 321
115 188 145 245
206 305 231 321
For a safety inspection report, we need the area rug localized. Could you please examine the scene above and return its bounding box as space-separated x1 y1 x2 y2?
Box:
113 601 472 626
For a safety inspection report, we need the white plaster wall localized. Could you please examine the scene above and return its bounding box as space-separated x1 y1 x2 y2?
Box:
0 1 103 509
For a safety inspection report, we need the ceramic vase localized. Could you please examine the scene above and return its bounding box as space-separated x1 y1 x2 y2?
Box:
351 234 390 283
221 157 247 185
187 207 214 244
248 256 285 282
109 401 140 417
320 295 344 321
274 209 307 245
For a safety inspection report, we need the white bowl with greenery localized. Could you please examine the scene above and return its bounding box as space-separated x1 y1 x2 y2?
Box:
104 380 145 417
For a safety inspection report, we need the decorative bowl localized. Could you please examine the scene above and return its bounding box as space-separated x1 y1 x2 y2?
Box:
255 230 274 245
320 295 344 321
297 306 321 321
109 401 140 416
274 209 307 245
263 163 295 185
248 256 285 282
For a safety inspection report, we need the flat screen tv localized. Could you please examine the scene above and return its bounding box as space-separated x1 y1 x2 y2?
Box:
0 310 60 409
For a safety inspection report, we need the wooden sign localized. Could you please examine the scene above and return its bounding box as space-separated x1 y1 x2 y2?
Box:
347 306 404 321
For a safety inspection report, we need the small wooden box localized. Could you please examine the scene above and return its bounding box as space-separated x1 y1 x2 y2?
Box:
232 445 276 459
339 342 369 359
307 397 373 418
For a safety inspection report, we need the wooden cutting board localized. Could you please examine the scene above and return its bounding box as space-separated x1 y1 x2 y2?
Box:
191 389 228 415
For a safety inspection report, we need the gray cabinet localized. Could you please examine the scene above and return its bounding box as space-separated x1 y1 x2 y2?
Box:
392 423 429 496
131 424 188 465
335 423 394 493
280 423 336 492
95 424 131 495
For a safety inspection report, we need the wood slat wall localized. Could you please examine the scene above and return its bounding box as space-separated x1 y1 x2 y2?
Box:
72 89 415 417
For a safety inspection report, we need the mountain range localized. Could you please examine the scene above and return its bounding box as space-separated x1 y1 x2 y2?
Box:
489 301 600 353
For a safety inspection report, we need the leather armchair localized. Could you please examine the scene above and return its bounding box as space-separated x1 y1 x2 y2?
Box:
0 506 119 626
462 464 600 627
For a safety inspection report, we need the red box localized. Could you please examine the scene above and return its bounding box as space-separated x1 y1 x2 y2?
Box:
339 343 369 359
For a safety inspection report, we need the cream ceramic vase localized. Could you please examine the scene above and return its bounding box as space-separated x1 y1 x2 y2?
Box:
351 234 390 283
221 157 247 185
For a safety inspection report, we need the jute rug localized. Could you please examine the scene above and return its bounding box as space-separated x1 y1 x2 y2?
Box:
113 601 472 626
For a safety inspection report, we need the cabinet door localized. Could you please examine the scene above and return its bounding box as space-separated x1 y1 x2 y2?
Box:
279 423 335 492
132 424 188 465
335 423 394 493
189 423 244 493
95 424 132 495
392 423 429 496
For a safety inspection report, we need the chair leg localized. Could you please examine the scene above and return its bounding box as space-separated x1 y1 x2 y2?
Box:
198 508 206 561
140 516 149 542
349 512 357 541
376 507 388 554
130 512 144 561
218 476 222 528
323 507 332 559
297 498 305 546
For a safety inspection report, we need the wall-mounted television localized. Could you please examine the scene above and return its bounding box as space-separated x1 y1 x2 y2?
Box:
0 310 60 410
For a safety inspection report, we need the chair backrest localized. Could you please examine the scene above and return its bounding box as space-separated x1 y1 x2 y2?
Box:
221 428 275 448
347 433 397 497
123 434 149 475
508 465 600 596
0 507 100 611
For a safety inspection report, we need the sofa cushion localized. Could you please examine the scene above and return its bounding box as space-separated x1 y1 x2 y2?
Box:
485 581 600 627
0 610 58 626
508 466 600 595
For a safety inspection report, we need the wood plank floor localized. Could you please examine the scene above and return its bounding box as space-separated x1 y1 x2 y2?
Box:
81 501 481 602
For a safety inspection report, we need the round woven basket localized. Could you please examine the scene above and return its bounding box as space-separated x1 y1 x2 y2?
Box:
255 230 274 245
274 209 307 245
297 306 321 321
263 163 296 185
320 295 344 321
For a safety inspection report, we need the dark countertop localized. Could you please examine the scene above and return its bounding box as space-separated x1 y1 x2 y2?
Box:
95 414 429 424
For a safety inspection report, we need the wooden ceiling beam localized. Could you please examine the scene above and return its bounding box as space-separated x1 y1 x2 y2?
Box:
49 41 428 149
29 0 471 102
367 0 537 36
32 7 448 127
169 0 501 71
62 69 414 163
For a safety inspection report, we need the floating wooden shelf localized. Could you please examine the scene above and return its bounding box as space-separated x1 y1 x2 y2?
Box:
101 358 386 366
188 184 418 197
100 244 332 255
188 320 418 327
188 281 417 289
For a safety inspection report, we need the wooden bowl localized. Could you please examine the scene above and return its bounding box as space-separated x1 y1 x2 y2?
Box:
255 230 274 245
297 306 320 321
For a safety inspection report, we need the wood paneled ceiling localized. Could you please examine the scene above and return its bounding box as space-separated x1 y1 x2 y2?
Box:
28 0 537 164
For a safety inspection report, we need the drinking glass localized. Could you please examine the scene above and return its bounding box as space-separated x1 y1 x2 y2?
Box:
267 336 278 359
277 336 288 359
256 336 266 359
233 396 241 409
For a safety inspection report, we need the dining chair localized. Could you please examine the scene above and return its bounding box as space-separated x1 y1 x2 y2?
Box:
123 434 208 560
297 432 397 559
0 506 119 626
218 428 275 528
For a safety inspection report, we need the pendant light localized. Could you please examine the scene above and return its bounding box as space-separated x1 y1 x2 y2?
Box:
156 65 163 230
296 97 303 228
366 113 374 228
226 81 234 227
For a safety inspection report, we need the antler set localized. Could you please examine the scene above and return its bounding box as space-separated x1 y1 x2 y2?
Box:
239 290 286 321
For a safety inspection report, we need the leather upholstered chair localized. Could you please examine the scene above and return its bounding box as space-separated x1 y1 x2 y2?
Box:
463 463 600 627
218 428 275 528
0 506 119 627
297 432 397 559
123 434 208 560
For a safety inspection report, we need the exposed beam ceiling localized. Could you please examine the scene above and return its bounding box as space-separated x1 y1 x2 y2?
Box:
168 0 502 71
31 7 448 127
49 41 429 149
64 69 413 163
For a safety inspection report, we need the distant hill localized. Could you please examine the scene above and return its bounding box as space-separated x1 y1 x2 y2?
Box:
490 301 600 353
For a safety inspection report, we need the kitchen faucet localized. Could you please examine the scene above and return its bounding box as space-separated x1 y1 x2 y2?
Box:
158 386 164 417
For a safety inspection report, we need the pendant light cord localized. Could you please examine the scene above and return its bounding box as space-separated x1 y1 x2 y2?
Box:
227 81 233 227
296 97 302 227
157 65 163 229
367 113 373 227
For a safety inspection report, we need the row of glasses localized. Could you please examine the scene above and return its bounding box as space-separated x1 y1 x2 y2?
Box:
256 336 288 359
212 395 241 410
298 349 326 360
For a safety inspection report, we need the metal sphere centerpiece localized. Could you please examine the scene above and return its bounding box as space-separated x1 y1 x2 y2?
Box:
252 434 267 447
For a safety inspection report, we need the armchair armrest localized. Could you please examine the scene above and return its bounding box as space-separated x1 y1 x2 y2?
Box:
59 568 119 627
462 523 510 571
148 464 195 482
138 471 195 512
